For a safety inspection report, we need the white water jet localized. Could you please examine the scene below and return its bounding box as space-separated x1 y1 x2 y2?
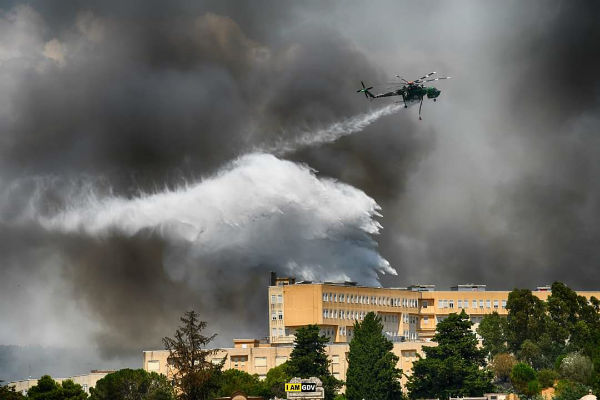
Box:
261 103 403 155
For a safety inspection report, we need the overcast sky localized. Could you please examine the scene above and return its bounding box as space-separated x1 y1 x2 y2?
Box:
1 0 599 380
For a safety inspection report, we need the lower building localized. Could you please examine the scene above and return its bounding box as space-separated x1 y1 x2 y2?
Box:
143 338 434 387
8 370 114 396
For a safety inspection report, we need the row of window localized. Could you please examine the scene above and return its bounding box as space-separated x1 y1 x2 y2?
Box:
437 299 507 309
403 331 418 340
322 292 419 308
272 327 287 337
270 294 283 304
271 310 283 320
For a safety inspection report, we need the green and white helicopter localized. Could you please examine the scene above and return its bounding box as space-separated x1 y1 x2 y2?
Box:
357 72 451 120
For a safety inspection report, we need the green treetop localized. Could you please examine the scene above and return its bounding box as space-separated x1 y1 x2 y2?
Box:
406 311 494 400
162 311 224 400
89 368 175 400
26 375 88 400
287 325 342 400
346 312 403 400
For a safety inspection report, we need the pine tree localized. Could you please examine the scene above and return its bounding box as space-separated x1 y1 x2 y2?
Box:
346 312 403 400
287 325 342 400
406 311 494 399
162 311 223 400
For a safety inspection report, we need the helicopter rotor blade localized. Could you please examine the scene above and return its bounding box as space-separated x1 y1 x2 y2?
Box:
418 71 436 81
424 77 452 82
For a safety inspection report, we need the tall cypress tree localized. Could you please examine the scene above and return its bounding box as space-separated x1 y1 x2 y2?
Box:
287 325 342 400
346 312 404 400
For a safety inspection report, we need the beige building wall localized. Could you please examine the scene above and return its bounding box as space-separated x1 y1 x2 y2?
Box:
270 282 600 343
143 340 434 387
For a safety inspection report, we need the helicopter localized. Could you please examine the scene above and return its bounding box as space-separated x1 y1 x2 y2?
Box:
357 72 451 120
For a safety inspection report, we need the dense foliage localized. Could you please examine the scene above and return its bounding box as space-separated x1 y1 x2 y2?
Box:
406 311 494 399
287 325 342 400
345 312 403 400
215 369 264 398
477 282 600 397
0 384 26 400
26 375 88 400
89 369 175 400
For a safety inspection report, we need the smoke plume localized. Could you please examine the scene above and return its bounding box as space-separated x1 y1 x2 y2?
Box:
1 0 600 381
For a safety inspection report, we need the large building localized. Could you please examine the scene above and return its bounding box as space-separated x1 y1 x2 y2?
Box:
268 275 600 344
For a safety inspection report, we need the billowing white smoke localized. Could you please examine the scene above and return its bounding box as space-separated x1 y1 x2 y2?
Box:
26 153 394 285
262 103 404 155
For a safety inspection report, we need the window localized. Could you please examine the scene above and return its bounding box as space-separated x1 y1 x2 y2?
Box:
438 300 443 309
331 355 340 364
271 295 276 303
423 316 429 323
464 299 469 308
278 311 283 320
323 309 327 318
493 300 499 308
502 300 507 308
334 293 338 302
211 358 224 365
272 328 277 336
458 300 463 308
449 300 454 308
272 312 276 320
422 300 428 308
255 357 267 367
277 294 282 303
323 293 327 301
472 299 477 308
479 300 484 308
279 327 284 336
486 300 491 308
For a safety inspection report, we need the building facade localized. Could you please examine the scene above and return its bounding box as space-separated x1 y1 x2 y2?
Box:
268 277 600 344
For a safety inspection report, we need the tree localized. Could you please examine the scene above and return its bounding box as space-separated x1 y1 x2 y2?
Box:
346 312 403 400
89 369 175 400
505 289 549 354
478 312 508 358
553 380 591 400
559 353 594 385
287 325 342 400
510 363 540 397
537 369 558 389
215 370 263 398
490 353 516 383
262 363 290 399
406 311 494 399
162 311 223 400
26 375 88 400
0 384 26 400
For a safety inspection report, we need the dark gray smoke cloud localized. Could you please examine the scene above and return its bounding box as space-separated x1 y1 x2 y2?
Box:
1 0 600 381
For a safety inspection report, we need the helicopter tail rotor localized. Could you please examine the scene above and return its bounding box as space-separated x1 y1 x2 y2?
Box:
356 81 374 99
